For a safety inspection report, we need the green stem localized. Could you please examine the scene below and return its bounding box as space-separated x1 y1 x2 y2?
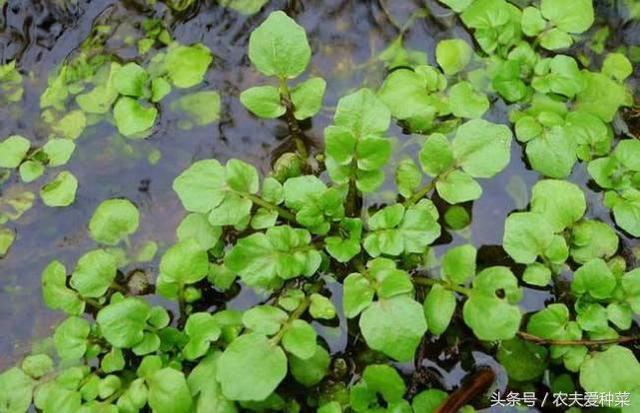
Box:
85 297 103 309
404 180 436 206
279 78 309 161
412 276 471 296
517 331 640 346
270 295 312 345
177 285 187 328
244 193 297 222
346 173 359 217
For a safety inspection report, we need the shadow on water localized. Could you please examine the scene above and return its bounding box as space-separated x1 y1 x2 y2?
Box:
1 0 639 410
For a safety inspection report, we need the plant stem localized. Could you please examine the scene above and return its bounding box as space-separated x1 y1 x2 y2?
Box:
346 174 359 217
270 295 312 345
404 180 436 206
244 193 297 222
517 331 640 346
177 285 187 328
412 276 471 296
279 78 309 161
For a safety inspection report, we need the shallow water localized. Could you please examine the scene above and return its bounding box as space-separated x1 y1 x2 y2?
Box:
1 0 639 408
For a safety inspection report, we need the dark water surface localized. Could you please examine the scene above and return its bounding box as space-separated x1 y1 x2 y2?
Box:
1 0 639 407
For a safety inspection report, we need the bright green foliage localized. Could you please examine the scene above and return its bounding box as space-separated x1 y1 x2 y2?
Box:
177 213 222 249
291 77 326 120
0 227 16 258
419 119 512 204
497 339 548 382
350 364 407 411
248 11 311 79
580 346 640 393
0 135 30 168
70 249 118 298
217 333 287 401
463 267 522 340
225 225 321 289
363 201 440 257
113 97 157 137
89 199 140 245
53 316 91 360
42 139 76 167
173 158 259 226
282 320 317 359
147 368 193 413
158 238 209 292
184 313 221 360
164 43 213 88
6 5 640 412
540 0 594 34
530 179 585 232
0 368 33 412
19 161 44 183
503 212 555 264
241 86 285 118
359 295 427 361
378 66 446 130
441 244 476 285
436 39 472 75
113 63 149 98
40 171 78 207
325 88 392 193
42 260 85 315
448 81 489 119
0 60 24 102
424 284 456 335
572 258 616 300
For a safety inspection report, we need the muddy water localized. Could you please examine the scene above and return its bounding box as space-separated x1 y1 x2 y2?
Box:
1 0 639 407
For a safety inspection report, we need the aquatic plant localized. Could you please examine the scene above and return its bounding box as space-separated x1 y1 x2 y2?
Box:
1 1 640 412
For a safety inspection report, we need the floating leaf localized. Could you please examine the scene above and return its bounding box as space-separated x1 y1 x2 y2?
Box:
89 199 140 246
40 171 78 207
113 97 157 137
165 43 213 88
436 39 472 75
0 135 30 169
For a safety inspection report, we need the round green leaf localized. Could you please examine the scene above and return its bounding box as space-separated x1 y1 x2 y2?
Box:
282 319 317 359
240 85 285 119
435 39 473 75
580 346 640 393
89 199 140 246
96 297 151 348
165 43 212 88
159 238 209 285
40 171 78 207
217 333 287 401
530 179 586 232
424 284 456 335
503 212 555 264
248 11 311 78
359 296 427 362
70 249 118 298
147 368 193 413
0 135 30 168
113 97 157 137
452 119 513 178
